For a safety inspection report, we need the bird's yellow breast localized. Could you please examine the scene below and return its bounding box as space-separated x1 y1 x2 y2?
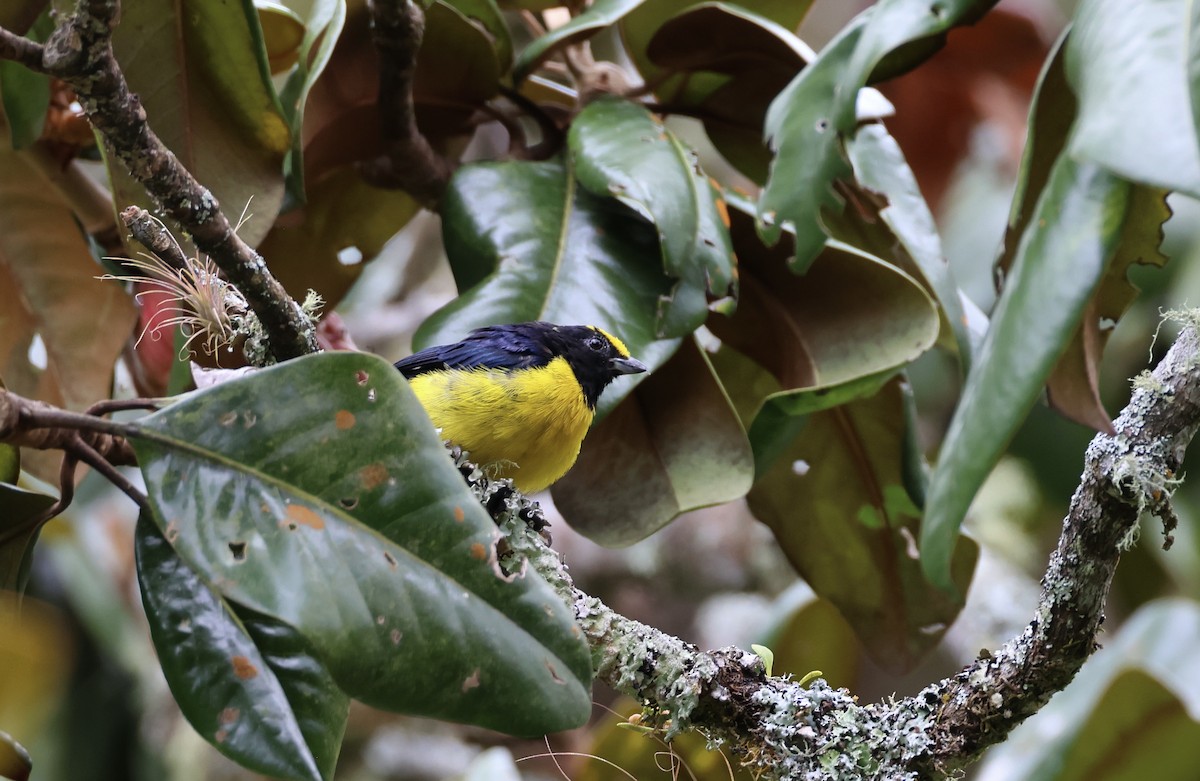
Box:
406 357 594 493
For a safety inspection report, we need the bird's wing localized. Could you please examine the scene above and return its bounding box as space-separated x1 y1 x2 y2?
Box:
393 325 552 378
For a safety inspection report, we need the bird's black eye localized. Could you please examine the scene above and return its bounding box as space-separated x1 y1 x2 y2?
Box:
586 336 606 352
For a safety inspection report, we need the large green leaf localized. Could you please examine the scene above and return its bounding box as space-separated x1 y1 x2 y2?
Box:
976 599 1200 781
756 21 861 269
419 158 683 418
758 0 999 270
551 337 753 546
634 3 813 183
0 138 136 482
513 0 647 83
129 353 592 736
108 0 290 247
836 122 974 372
1066 0 1200 198
920 160 1132 589
568 97 736 337
742 377 977 672
136 516 347 781
712 207 940 471
621 0 813 104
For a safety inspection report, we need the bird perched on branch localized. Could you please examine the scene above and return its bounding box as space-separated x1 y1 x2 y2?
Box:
395 322 647 493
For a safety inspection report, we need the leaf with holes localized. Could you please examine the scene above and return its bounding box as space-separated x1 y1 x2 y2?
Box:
759 0 1000 270
569 97 736 337
136 515 347 781
129 352 592 736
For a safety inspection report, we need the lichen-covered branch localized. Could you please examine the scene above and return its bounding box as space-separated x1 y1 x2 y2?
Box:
0 0 318 362
473 323 1200 779
911 317 1200 774
360 0 453 207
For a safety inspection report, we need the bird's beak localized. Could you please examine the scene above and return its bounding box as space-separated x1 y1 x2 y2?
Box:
609 356 648 375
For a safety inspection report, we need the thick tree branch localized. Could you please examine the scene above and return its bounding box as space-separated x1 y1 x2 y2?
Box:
477 322 1200 779
0 1 318 362
360 0 453 207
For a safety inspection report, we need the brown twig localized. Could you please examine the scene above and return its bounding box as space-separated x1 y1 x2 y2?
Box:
359 0 454 208
0 1 318 361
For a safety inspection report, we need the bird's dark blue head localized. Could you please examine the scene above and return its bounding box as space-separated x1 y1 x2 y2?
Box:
394 321 647 408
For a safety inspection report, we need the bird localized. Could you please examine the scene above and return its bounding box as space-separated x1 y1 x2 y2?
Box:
394 322 648 493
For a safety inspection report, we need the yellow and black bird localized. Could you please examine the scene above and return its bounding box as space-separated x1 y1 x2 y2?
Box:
394 322 647 493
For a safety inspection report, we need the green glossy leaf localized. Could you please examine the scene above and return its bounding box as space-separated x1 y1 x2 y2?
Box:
744 377 976 673
977 599 1200 781
631 2 814 183
1066 0 1200 198
0 142 136 482
414 0 504 137
1054 670 1200 781
569 97 736 337
622 0 813 105
513 0 647 83
997 31 1074 278
757 21 861 267
419 158 683 418
921 160 1132 590
129 353 592 736
108 0 291 247
0 447 16 485
444 0 513 72
837 122 973 372
712 207 939 472
259 166 420 307
989 32 1167 434
758 0 999 270
136 515 347 781
552 338 753 547
0 483 55 592
276 0 346 199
